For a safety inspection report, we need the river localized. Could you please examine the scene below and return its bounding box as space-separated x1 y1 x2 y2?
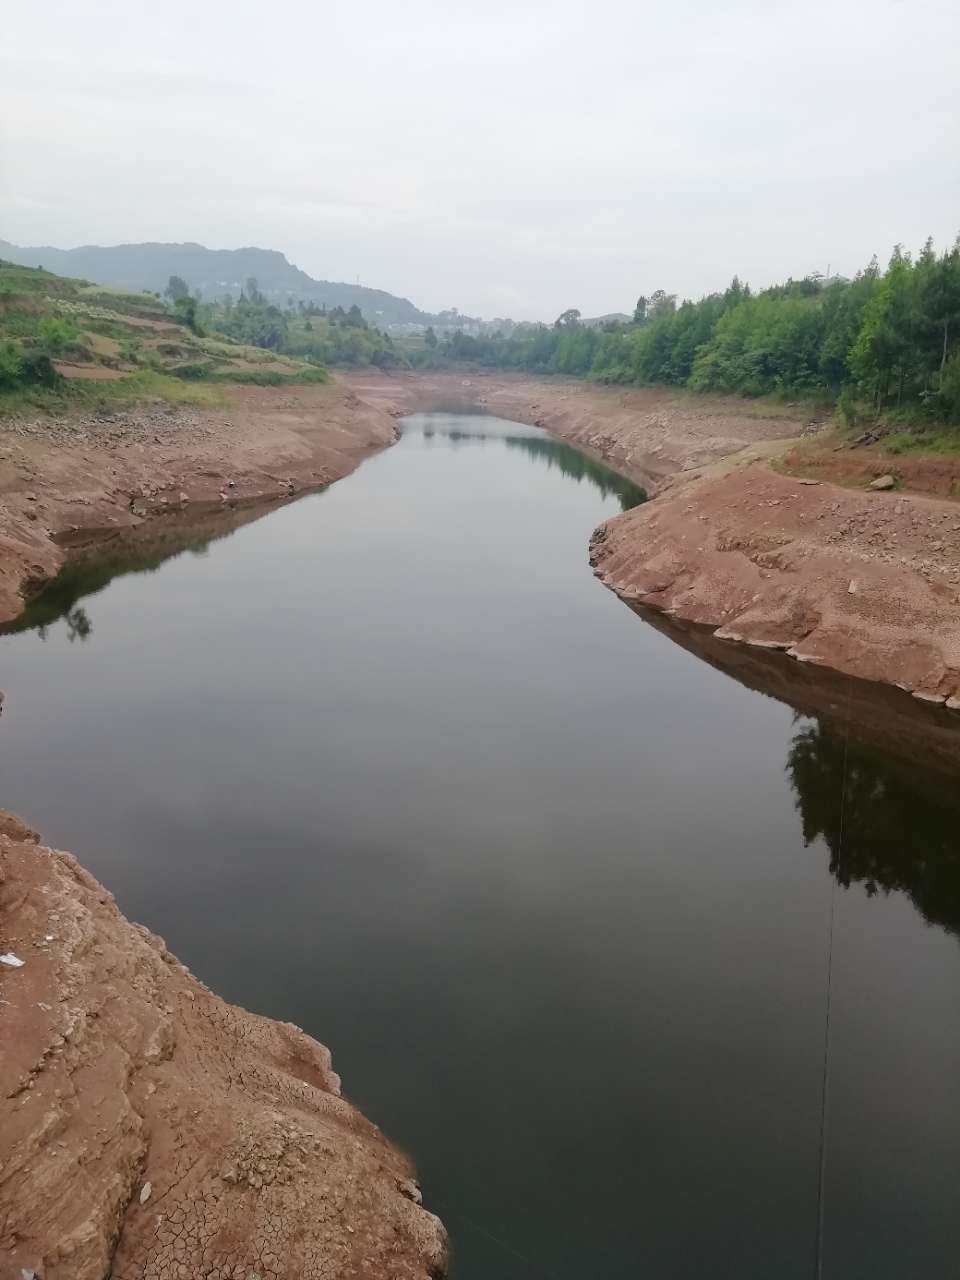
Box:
2 411 958 1278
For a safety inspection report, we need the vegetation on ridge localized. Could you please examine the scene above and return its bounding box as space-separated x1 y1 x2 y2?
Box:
415 238 960 428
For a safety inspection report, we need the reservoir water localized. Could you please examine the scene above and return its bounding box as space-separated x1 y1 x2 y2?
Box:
2 412 959 1278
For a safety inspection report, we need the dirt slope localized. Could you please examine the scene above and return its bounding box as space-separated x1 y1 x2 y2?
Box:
590 462 960 702
0 813 447 1280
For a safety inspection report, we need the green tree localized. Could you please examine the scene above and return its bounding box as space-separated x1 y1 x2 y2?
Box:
165 275 190 302
173 295 201 334
0 337 24 386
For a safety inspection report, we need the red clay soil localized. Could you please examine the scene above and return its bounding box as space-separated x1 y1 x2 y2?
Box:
783 436 960 499
590 462 960 702
0 812 447 1280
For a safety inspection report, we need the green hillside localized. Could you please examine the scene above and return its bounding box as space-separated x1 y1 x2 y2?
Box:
0 260 328 413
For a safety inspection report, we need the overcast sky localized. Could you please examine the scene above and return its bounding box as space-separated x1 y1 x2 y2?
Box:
2 0 958 320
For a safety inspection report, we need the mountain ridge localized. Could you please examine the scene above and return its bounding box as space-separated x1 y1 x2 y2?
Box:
0 238 439 329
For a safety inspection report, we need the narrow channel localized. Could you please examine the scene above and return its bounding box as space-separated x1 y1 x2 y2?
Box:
1 412 958 1278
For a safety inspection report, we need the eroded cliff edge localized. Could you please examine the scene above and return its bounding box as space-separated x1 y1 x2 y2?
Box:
0 813 447 1280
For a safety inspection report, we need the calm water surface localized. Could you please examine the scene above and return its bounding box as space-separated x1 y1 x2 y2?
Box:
2 412 959 1278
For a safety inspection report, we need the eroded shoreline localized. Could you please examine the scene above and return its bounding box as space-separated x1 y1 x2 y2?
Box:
8 370 960 703
349 371 960 704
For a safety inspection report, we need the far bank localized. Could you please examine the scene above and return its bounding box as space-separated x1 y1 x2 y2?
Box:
347 370 960 704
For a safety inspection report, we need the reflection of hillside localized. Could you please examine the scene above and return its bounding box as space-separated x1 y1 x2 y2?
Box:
421 424 646 510
2 495 305 641
787 718 960 937
503 435 646 510
628 605 960 938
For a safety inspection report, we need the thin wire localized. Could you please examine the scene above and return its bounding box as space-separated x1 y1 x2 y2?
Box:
815 731 847 1280
446 1205 563 1279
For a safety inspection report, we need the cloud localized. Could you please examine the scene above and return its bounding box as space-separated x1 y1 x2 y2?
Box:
2 0 958 319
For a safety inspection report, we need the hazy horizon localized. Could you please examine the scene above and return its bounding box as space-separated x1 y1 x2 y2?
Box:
2 0 958 322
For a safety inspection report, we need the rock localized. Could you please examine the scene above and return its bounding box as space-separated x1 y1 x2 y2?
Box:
139 1181 152 1204
398 1178 423 1205
848 580 859 594
869 474 896 491
0 953 25 968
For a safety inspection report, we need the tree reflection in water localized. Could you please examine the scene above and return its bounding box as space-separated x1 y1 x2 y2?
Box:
787 716 960 938
422 423 647 511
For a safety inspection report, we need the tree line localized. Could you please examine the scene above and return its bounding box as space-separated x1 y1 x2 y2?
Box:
165 275 403 369
419 239 960 424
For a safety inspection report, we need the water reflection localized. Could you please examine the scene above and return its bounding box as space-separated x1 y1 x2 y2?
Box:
7 422 643 644
504 434 646 509
788 716 960 937
1 497 301 642
629 604 960 940
2 411 958 1277
421 423 647 510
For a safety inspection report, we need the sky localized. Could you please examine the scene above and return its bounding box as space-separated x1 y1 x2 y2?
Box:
2 0 958 321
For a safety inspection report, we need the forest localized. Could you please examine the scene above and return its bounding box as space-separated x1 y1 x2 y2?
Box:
419 239 960 424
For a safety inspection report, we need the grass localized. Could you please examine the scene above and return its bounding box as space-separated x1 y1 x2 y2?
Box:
882 427 960 455
0 369 226 417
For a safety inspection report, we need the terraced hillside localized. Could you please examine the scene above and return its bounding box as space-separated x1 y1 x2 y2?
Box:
0 262 327 413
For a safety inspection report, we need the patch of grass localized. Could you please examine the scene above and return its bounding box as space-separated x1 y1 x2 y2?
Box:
882 428 960 456
206 365 329 386
0 368 226 417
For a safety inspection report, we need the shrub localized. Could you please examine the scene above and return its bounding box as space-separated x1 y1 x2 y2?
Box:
0 338 25 386
38 315 82 356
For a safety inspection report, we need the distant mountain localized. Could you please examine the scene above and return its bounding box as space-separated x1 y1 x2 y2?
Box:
0 239 437 329
582 312 632 328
